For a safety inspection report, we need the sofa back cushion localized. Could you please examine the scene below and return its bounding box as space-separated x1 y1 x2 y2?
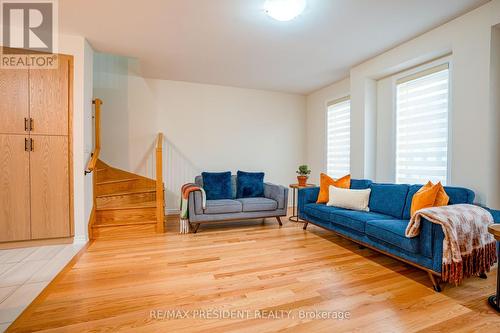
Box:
368 183 409 219
350 179 372 189
196 175 237 198
402 184 475 219
201 172 233 200
236 171 265 198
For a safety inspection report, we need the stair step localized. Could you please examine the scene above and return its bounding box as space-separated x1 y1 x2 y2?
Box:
96 207 156 224
96 201 157 211
96 187 156 198
91 223 158 240
90 158 165 240
93 220 157 227
96 179 156 196
96 177 141 185
96 191 156 209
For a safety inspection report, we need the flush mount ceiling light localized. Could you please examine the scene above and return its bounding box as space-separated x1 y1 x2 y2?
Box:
264 0 307 22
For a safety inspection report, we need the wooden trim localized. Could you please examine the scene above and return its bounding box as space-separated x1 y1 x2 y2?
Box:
86 99 102 173
303 218 441 277
155 133 165 233
68 55 74 237
87 206 96 240
0 237 74 250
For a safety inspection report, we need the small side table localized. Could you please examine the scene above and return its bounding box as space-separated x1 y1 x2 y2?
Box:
289 183 316 222
487 224 500 312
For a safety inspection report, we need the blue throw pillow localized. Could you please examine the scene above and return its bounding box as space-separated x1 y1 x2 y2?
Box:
237 171 264 198
202 172 232 200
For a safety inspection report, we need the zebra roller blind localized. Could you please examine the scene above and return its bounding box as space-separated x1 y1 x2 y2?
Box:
395 64 450 185
327 97 351 178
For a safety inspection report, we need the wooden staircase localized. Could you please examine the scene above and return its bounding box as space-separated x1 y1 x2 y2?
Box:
86 99 166 240
91 159 163 239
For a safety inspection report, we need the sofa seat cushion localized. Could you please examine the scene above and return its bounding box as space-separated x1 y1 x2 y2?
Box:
303 203 343 221
204 200 242 214
237 197 277 212
330 210 395 233
365 219 420 254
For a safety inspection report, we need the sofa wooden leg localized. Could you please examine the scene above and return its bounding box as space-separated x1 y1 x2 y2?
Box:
276 216 283 226
303 222 308 230
191 223 200 234
479 272 488 279
428 272 442 292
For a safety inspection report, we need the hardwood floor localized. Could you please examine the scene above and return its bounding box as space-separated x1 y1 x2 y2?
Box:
6 216 500 332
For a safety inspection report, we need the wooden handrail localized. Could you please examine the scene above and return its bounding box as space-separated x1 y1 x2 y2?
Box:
155 132 165 233
86 99 102 174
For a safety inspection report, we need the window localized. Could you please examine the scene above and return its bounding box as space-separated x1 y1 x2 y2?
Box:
327 97 350 178
396 64 450 185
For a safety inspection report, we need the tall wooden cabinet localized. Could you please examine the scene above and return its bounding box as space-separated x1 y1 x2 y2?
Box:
0 54 73 245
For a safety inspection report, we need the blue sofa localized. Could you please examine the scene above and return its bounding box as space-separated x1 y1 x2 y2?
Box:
298 179 500 291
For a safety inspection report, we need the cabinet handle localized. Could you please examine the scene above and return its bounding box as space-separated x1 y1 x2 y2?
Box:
24 118 29 132
30 138 34 152
29 118 34 131
24 138 28 151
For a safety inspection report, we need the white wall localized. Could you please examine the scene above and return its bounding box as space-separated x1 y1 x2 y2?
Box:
94 55 306 212
59 35 94 242
375 76 395 183
83 40 94 235
490 24 500 207
92 53 129 170
306 0 500 208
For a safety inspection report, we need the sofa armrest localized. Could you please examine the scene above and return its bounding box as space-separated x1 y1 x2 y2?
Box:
415 218 445 272
486 208 500 224
264 183 288 210
188 190 204 217
298 187 320 219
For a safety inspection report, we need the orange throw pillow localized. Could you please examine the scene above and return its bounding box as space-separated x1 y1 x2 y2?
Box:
410 181 448 216
434 182 450 207
316 173 350 204
410 181 436 216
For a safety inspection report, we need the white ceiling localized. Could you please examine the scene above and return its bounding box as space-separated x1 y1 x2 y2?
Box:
60 0 490 94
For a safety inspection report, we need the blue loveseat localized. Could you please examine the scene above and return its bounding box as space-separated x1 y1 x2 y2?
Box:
298 179 500 291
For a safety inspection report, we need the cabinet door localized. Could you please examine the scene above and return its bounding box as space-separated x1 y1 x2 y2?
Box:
29 55 70 136
30 135 70 239
0 69 29 134
0 135 31 241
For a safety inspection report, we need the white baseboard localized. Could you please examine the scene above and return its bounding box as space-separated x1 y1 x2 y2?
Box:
166 208 181 216
73 235 88 244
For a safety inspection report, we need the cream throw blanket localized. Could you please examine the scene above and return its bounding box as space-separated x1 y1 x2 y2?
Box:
406 204 497 285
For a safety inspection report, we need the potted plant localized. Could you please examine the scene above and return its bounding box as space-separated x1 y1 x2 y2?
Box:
296 165 311 186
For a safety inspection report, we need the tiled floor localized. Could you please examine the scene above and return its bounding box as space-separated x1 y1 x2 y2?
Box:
0 243 85 332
